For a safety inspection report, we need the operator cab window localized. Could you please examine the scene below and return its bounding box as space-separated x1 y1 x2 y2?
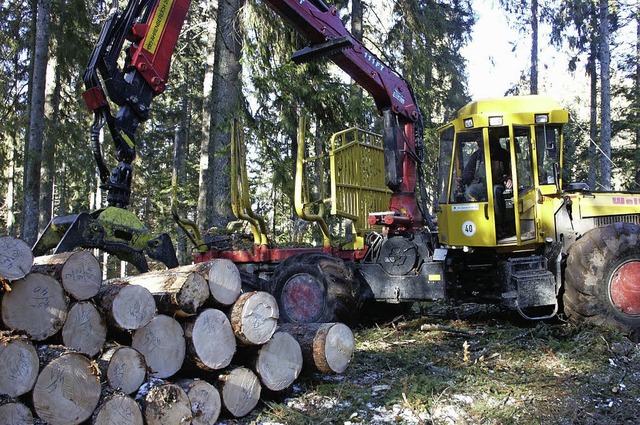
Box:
438 126 454 206
536 124 561 185
513 126 534 194
450 129 485 204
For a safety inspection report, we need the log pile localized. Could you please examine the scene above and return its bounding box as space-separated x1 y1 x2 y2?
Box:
0 239 356 424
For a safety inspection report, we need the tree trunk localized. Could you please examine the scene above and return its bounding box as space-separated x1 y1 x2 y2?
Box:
92 393 143 425
599 0 612 189
61 301 107 357
197 3 217 232
99 345 147 395
184 308 236 371
5 143 16 235
252 331 303 391
0 235 34 280
202 0 245 229
0 332 39 397
39 55 59 230
229 291 279 345
31 250 102 300
0 401 34 424
21 0 52 246
115 267 209 317
219 366 261 418
96 283 156 331
173 80 190 265
1 272 68 341
635 4 640 189
589 35 598 190
131 314 185 379
279 322 355 374
176 378 221 425
140 383 192 425
32 348 101 425
530 0 538 94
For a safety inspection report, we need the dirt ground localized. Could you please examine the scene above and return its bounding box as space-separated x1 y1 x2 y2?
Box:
222 302 640 425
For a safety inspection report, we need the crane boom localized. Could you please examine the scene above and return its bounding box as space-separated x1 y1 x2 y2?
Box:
265 0 428 228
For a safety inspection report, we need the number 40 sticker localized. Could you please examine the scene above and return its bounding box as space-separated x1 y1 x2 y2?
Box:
462 220 476 237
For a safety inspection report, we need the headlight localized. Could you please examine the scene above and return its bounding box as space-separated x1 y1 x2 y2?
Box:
535 114 549 123
463 118 474 128
488 116 503 126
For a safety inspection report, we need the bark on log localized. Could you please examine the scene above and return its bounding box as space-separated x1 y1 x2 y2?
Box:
278 322 355 374
131 314 185 379
61 301 107 357
96 283 156 331
0 400 34 424
0 332 39 397
205 259 242 306
141 383 192 425
99 346 148 394
219 367 261 418
31 251 101 300
184 308 235 371
1 273 68 341
229 291 279 345
32 349 101 425
0 235 33 281
111 269 209 317
253 331 303 391
176 378 221 425
91 393 143 425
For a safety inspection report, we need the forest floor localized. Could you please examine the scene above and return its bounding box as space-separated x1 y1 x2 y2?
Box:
222 302 640 425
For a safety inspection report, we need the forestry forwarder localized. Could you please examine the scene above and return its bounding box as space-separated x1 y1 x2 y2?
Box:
34 0 640 337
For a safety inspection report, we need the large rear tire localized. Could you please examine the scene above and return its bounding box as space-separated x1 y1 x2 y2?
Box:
563 222 640 336
272 253 360 324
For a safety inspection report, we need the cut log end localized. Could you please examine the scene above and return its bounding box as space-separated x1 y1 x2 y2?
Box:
60 251 102 300
176 379 221 425
92 394 143 425
230 291 279 345
220 367 261 418
256 331 303 391
279 322 355 374
32 352 101 425
185 308 235 371
0 401 34 424
102 346 148 395
0 333 39 397
142 383 192 425
207 259 242 305
320 322 355 374
132 315 185 379
98 284 156 331
1 273 68 341
62 301 107 357
0 236 33 281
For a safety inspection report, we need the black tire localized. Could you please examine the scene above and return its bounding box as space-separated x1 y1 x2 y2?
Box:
272 253 360 324
563 222 640 335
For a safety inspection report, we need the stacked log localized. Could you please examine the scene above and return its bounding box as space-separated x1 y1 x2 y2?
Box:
0 244 356 423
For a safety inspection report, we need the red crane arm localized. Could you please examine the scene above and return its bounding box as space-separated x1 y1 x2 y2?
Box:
264 0 420 124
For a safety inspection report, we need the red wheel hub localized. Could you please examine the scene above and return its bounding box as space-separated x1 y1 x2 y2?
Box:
610 260 640 315
282 273 325 323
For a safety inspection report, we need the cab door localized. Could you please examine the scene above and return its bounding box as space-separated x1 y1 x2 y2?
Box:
512 125 538 244
438 128 495 247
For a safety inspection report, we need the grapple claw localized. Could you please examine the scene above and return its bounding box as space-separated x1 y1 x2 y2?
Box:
33 207 178 273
